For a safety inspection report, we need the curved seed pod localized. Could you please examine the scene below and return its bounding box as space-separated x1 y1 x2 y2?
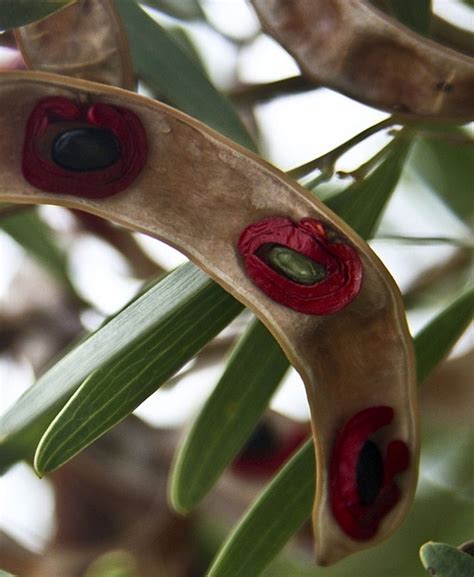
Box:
250 0 474 120
14 0 135 89
0 70 418 565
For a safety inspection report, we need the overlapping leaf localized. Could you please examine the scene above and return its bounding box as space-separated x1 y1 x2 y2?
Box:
170 319 289 512
0 207 72 291
0 0 73 30
0 263 242 472
383 0 432 35
115 0 255 150
420 542 474 577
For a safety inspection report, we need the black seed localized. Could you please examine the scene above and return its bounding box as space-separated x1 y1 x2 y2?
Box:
239 422 276 460
356 440 384 505
52 127 121 172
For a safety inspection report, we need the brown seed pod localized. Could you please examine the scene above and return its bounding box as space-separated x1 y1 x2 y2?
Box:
250 0 474 120
0 70 418 565
14 0 135 89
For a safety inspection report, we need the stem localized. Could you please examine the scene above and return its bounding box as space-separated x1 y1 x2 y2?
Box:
375 235 473 248
287 117 397 180
230 75 318 105
336 139 396 181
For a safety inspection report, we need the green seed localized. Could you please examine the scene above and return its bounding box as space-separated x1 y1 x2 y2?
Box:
264 245 326 285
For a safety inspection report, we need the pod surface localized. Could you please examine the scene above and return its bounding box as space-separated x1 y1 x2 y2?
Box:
0 70 418 565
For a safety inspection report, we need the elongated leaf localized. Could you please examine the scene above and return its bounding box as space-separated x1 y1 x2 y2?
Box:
384 0 432 36
326 136 413 239
204 294 473 577
140 0 204 20
0 208 71 289
170 140 412 511
34 268 242 474
0 0 73 30
410 129 474 224
420 542 474 577
207 439 315 577
115 0 255 150
0 263 241 471
414 288 474 384
170 318 289 512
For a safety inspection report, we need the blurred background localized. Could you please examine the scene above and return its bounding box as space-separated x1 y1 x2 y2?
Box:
0 1 472 576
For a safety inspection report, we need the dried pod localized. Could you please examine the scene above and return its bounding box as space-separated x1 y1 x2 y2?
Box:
14 0 135 89
0 71 418 565
251 0 474 120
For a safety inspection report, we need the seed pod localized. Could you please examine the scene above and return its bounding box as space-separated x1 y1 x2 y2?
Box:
14 0 135 89
0 70 418 565
251 0 474 120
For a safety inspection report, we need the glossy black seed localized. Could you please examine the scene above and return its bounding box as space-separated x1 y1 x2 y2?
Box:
52 127 121 172
356 440 384 505
239 422 276 460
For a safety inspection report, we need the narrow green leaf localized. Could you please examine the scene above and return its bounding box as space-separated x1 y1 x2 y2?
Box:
0 263 241 471
384 0 432 35
140 0 204 20
420 542 474 577
0 571 15 577
0 208 72 289
414 287 474 384
326 136 413 239
170 318 289 512
207 439 315 577
115 0 255 150
204 293 473 577
410 129 474 224
33 268 242 475
0 0 73 30
171 141 412 512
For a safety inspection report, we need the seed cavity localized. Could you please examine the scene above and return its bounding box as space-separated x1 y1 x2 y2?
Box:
52 127 121 172
259 244 327 285
356 440 384 505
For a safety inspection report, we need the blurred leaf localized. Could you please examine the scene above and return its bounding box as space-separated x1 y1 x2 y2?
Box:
410 128 474 224
140 0 204 20
207 440 315 577
415 287 474 384
326 136 413 239
115 0 255 150
384 0 432 35
0 571 15 577
0 207 72 290
0 263 242 471
170 318 289 512
85 550 139 577
420 542 474 577
0 0 73 30
170 141 412 512
204 295 473 577
34 268 242 474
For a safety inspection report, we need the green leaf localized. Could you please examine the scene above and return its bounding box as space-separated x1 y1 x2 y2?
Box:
170 140 412 512
170 318 289 512
384 0 432 35
326 136 413 239
0 571 16 577
34 266 242 475
115 0 255 150
420 542 474 577
204 293 473 577
207 439 315 577
410 128 474 224
0 263 241 472
140 0 204 20
85 551 139 577
414 287 474 384
0 208 72 290
0 0 73 30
